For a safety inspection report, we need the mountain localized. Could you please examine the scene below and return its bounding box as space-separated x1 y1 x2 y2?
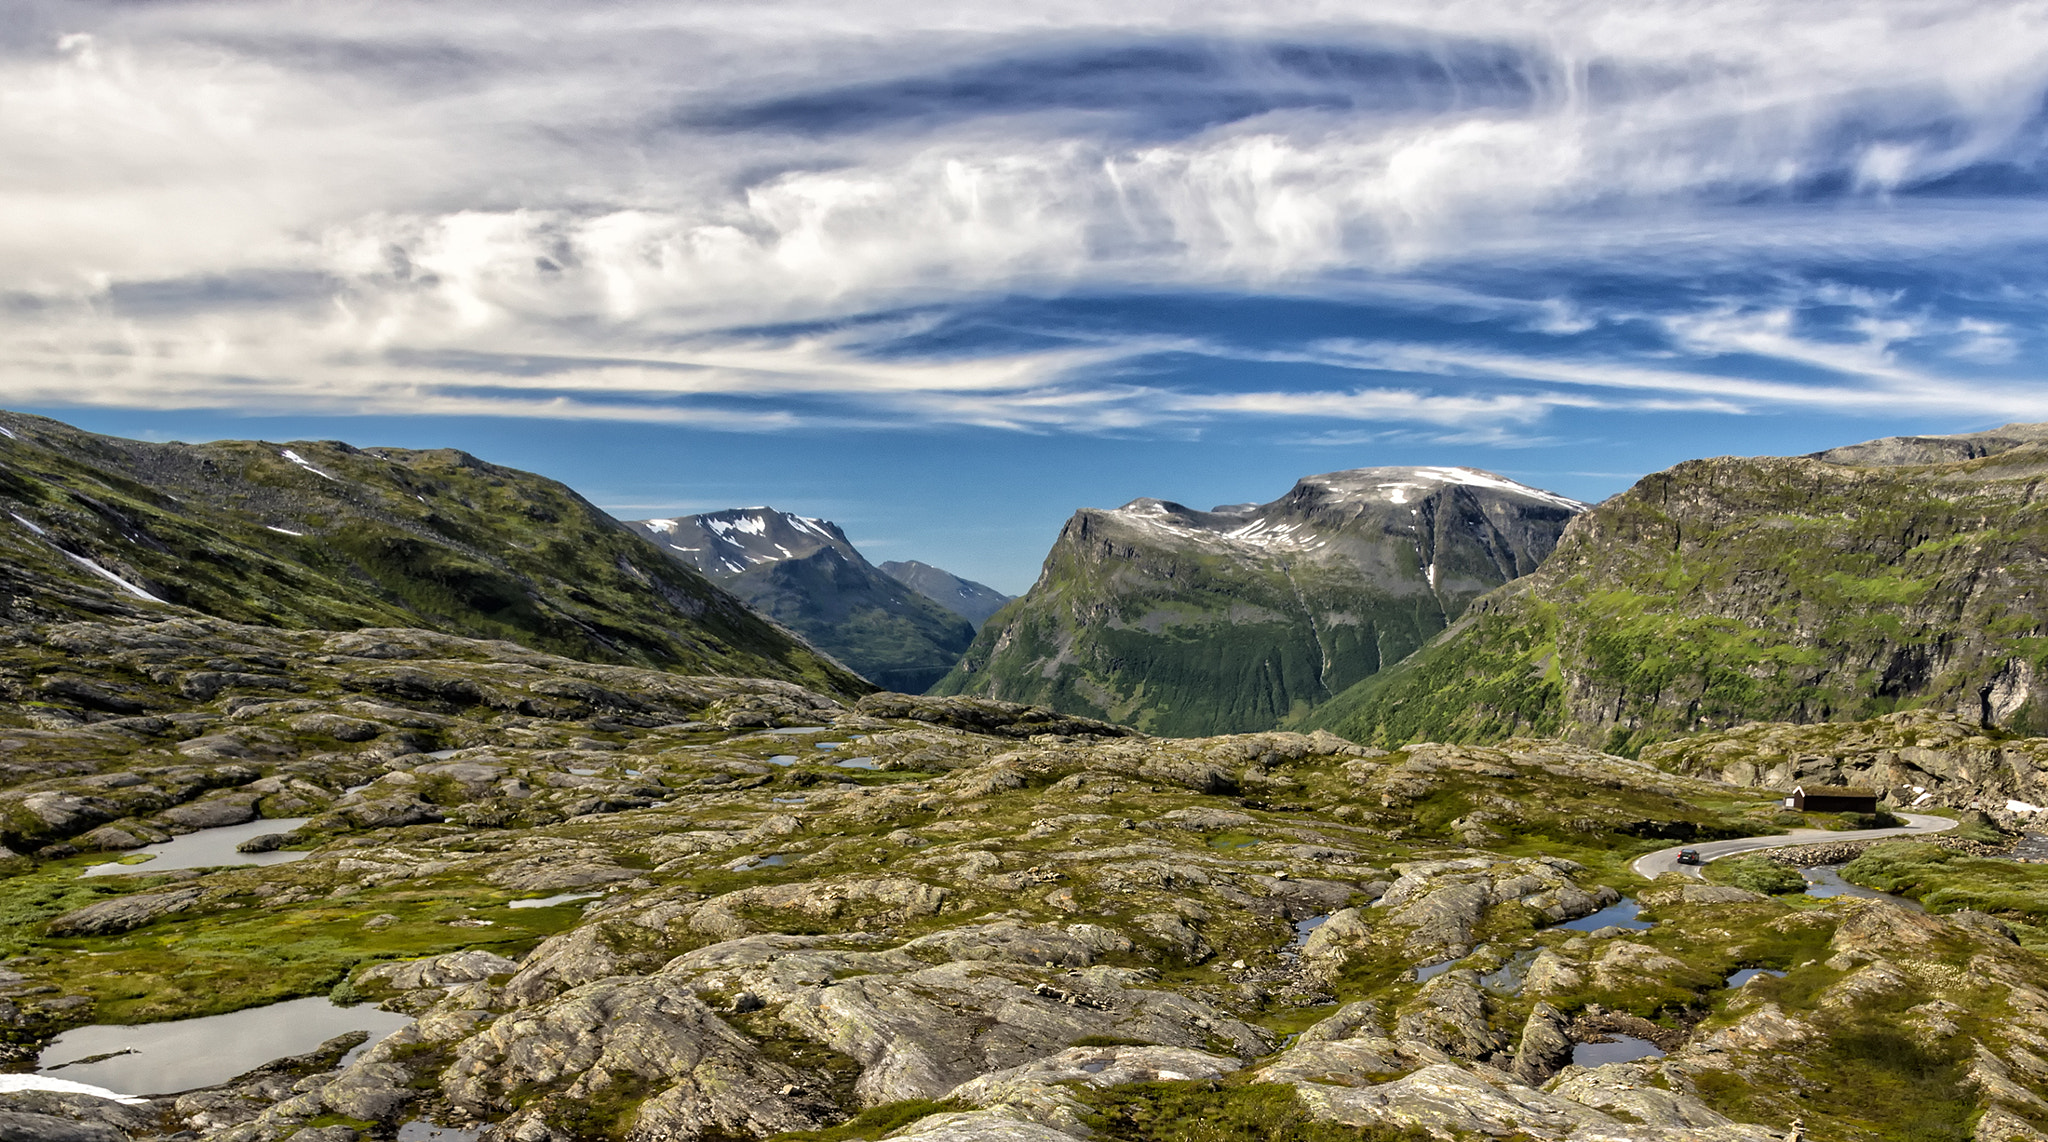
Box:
1307 424 2048 753
879 560 1014 627
931 466 1585 737
0 411 863 696
627 508 975 693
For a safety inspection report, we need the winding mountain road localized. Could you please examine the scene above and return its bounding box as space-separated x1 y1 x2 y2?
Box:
1631 813 1959 881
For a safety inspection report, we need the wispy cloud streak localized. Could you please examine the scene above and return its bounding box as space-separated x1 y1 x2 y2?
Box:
1 0 2045 433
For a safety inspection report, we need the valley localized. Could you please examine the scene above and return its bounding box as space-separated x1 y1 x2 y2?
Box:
3 413 2048 1142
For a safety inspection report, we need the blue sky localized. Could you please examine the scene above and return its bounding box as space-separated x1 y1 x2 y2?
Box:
6 2 2048 593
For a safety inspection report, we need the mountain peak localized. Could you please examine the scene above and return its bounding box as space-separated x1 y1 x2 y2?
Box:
630 506 855 577
1298 465 1589 511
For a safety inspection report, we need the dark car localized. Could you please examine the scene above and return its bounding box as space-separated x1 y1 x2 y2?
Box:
1677 848 1701 865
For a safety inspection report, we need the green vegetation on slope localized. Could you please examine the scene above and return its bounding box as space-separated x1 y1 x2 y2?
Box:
0 412 864 696
1311 437 2048 751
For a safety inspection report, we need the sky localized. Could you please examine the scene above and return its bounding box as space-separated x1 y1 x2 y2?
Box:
4 1 2048 594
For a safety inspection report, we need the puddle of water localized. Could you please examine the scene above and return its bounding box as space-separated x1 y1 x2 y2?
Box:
625 769 641 777
1080 1060 1109 1074
567 768 601 776
1559 897 1654 932
768 727 831 735
424 749 462 760
507 892 601 910
38 996 413 1096
81 818 314 877
1480 949 1538 995
1725 968 1787 987
747 853 794 869
835 757 880 771
772 795 807 804
1210 833 1261 850
1802 866 1923 910
1571 1034 1665 1066
815 742 845 750
398 1124 482 1142
768 756 799 767
342 782 374 795
1291 915 1329 948
1415 958 1460 982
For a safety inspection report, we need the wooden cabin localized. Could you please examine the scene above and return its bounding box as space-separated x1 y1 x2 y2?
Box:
1784 785 1880 814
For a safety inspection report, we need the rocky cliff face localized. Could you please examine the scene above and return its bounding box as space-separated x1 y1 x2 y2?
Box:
0 412 860 696
933 467 1583 737
1310 424 2048 752
630 509 974 693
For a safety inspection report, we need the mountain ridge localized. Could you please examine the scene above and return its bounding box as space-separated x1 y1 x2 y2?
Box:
933 465 1584 736
1308 424 2048 751
628 507 975 693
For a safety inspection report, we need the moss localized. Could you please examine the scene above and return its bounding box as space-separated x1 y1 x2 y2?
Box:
764 1099 968 1142
1705 856 1808 895
1074 1080 1434 1142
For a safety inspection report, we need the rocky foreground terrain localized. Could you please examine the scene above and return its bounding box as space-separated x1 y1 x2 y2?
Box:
5 615 2048 1142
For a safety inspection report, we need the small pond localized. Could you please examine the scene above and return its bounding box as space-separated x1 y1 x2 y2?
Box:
814 742 845 750
1558 897 1654 932
567 768 601 776
1480 949 1538 995
835 757 881 771
81 818 314 877
1415 958 1460 982
38 996 413 1095
1802 865 1922 910
768 755 799 767
507 892 600 910
1725 968 1787 988
1291 914 1329 948
1572 1034 1665 1066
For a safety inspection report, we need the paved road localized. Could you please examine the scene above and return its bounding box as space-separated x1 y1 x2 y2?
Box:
1631 813 1959 881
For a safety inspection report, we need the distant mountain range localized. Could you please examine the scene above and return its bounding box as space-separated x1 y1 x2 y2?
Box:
932 466 1584 737
0 412 861 696
626 508 999 693
1306 424 2048 751
878 561 1013 628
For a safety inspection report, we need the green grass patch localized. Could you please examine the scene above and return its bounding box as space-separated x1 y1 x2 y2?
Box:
1075 1080 1432 1142
765 1099 967 1142
1705 856 1807 895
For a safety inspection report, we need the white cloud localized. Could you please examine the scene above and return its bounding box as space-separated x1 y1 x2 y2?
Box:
1 0 2046 431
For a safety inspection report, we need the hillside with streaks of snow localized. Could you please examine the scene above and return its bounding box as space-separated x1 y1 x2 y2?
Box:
627 507 976 693
932 466 1584 737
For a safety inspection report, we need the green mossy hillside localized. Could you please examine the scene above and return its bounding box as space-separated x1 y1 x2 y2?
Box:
1311 434 2048 751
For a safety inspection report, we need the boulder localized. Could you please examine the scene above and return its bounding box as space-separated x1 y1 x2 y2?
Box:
47 888 203 936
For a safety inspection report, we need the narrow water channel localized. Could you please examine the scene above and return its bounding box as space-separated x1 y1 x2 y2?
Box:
1558 897 1654 932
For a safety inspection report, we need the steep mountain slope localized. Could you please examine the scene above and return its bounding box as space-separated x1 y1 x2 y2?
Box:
1309 424 2048 752
879 560 1014 627
0 411 863 696
629 509 974 692
932 466 1584 737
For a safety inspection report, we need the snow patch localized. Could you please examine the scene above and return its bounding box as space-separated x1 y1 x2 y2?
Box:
280 449 338 481
10 514 166 603
266 526 304 537
0 425 16 440
2008 799 2045 814
1911 791 1934 806
642 519 677 535
0 1073 148 1105
706 514 769 538
790 516 834 539
1406 466 1586 510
